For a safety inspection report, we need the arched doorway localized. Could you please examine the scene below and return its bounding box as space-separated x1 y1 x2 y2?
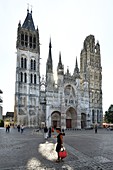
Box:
66 107 77 128
81 113 86 129
51 111 61 129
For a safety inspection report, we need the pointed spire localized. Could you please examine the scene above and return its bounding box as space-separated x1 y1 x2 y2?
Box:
49 38 52 49
22 6 35 31
76 57 78 68
58 52 63 69
18 20 21 27
74 56 79 74
57 52 64 75
46 38 53 73
27 3 29 13
31 5 33 14
67 66 69 75
48 38 52 61
59 52 62 63
95 40 100 54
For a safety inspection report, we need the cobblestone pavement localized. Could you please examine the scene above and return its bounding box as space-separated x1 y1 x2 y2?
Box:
0 128 113 170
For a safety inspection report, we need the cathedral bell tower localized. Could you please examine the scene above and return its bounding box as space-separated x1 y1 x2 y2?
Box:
14 8 40 127
80 35 103 126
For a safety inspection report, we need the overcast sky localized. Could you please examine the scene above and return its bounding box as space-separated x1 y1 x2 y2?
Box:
0 0 113 115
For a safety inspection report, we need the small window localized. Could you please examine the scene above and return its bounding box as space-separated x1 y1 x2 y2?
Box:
24 58 27 69
34 60 36 70
34 74 36 84
24 73 27 83
25 34 28 47
20 72 23 82
30 35 32 48
31 59 33 70
21 33 24 40
30 74 33 83
21 58 23 68
21 33 24 46
33 36 36 49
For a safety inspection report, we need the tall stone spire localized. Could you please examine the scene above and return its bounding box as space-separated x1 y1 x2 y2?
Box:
74 57 79 74
22 8 35 31
46 38 53 73
57 52 64 75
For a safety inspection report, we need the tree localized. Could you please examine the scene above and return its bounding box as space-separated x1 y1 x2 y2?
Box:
104 105 113 123
0 119 4 127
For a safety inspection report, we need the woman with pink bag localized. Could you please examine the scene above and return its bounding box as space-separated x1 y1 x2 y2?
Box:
55 127 67 162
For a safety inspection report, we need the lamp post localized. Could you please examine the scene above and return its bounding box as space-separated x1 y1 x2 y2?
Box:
46 114 51 128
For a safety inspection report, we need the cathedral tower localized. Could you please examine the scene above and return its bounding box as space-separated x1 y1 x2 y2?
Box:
80 35 103 126
14 9 40 127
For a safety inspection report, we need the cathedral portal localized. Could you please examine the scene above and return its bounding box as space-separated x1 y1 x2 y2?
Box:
51 111 61 128
66 107 77 128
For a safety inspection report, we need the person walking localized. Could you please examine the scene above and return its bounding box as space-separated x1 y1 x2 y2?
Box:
55 127 64 162
7 125 10 132
17 124 20 132
44 126 48 139
21 125 24 134
95 124 98 133
48 126 51 138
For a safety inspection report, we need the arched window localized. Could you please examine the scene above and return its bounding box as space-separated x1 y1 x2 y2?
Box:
20 72 23 82
21 57 23 68
34 74 36 84
25 34 28 47
30 35 32 48
34 60 36 70
97 110 100 123
21 32 24 46
33 36 36 49
24 73 27 83
24 58 27 69
31 59 33 70
30 74 33 83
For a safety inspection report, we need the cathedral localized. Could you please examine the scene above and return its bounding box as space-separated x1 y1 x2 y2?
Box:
14 9 103 129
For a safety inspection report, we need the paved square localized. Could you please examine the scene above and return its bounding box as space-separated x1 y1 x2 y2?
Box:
0 128 113 170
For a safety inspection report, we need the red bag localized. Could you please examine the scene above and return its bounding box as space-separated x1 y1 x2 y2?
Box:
59 148 67 159
52 128 54 132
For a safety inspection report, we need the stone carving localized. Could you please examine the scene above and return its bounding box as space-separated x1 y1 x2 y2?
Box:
83 82 88 90
18 109 26 115
29 110 36 116
95 41 100 54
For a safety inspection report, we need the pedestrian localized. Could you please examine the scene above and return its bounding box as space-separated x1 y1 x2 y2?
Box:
21 125 24 134
48 126 51 138
55 127 64 162
17 124 20 132
95 124 98 133
7 124 10 132
62 128 65 136
6 125 8 132
44 126 48 139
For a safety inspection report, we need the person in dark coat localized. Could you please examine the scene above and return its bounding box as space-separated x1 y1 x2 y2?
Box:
44 126 48 139
17 125 20 132
48 127 51 138
55 127 63 162
95 124 98 133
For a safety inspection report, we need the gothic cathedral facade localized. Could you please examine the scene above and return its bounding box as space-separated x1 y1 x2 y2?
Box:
14 9 103 129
